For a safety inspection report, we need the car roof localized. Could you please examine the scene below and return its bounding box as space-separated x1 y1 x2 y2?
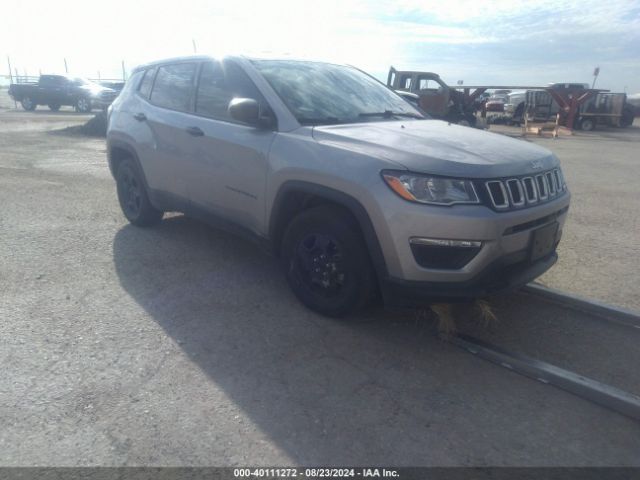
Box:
392 70 441 77
132 55 220 73
131 54 352 73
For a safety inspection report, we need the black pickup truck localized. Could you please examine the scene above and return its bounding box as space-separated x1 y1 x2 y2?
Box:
8 75 118 112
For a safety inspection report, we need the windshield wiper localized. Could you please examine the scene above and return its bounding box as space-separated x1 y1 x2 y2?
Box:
358 110 423 119
298 116 345 125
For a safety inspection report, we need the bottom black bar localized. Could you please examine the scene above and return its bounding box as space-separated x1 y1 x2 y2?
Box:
0 468 639 480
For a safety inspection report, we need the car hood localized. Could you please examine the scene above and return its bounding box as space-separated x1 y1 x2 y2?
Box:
80 85 115 95
312 119 557 178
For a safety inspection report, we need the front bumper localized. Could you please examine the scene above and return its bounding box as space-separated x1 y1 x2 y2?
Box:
381 250 558 308
91 91 118 108
91 98 114 108
376 192 569 280
366 183 570 306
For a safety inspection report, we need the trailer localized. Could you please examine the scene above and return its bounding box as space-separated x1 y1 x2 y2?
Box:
387 67 635 132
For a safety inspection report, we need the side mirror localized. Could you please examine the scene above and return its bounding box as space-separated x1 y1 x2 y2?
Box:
228 97 273 128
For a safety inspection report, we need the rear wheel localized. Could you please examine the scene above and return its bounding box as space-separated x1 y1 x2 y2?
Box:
281 206 376 317
48 103 61 112
21 97 36 111
116 159 163 226
76 97 91 113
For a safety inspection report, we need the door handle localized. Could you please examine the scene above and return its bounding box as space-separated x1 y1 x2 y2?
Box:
186 126 204 137
133 112 146 121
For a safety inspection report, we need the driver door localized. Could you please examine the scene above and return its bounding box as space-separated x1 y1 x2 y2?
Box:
416 75 449 117
183 59 276 235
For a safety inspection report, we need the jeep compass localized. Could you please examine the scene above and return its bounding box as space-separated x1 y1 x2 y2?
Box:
107 55 570 316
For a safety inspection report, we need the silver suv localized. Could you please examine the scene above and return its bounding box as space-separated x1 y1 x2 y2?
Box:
107 55 570 317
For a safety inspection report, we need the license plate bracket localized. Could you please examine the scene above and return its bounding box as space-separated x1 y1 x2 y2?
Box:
530 222 559 261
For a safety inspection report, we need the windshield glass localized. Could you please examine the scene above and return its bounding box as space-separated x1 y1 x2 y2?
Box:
71 77 99 87
252 60 424 125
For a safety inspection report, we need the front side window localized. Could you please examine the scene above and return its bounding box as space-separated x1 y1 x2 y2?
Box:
252 60 423 125
150 63 197 112
195 60 265 121
418 77 441 91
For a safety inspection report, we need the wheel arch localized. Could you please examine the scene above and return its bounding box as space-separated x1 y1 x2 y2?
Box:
107 140 149 187
268 181 388 280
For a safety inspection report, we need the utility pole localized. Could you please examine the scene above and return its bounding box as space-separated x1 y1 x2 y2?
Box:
121 60 126 81
192 39 197 53
64 58 68 74
7 56 17 108
592 66 600 89
7 56 13 83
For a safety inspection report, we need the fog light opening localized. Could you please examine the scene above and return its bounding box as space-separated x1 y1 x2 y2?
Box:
409 237 482 248
409 237 483 270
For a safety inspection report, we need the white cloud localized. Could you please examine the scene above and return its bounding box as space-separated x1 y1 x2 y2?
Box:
2 0 639 91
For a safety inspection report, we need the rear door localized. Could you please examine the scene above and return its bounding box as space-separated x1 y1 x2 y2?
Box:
183 59 276 234
141 62 199 203
38 75 65 105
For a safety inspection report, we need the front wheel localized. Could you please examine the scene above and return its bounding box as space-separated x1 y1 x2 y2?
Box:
116 160 163 227
579 117 596 131
76 97 91 113
281 206 377 317
21 96 36 111
620 106 634 128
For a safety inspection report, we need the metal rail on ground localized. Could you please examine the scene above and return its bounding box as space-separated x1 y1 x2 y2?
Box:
447 334 640 422
445 285 640 422
522 283 640 329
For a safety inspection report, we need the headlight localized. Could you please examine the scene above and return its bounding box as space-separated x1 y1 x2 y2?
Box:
382 170 479 206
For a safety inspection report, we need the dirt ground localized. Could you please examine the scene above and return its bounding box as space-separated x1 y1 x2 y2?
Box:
1 91 639 466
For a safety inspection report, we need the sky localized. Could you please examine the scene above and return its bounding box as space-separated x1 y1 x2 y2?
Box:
2 0 640 92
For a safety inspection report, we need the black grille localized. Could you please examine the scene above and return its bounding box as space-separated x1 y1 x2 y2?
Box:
486 181 508 209
483 168 566 211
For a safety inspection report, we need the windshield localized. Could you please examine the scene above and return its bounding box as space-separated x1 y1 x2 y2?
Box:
71 77 99 87
252 60 424 125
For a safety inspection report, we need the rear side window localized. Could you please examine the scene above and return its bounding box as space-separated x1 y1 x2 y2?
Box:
40 76 65 86
138 67 157 99
150 63 197 112
195 60 264 121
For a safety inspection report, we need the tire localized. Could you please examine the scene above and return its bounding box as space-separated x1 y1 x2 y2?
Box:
21 96 36 111
280 205 376 317
48 103 61 112
512 102 525 124
76 97 91 113
579 117 596 131
620 106 634 128
115 159 163 227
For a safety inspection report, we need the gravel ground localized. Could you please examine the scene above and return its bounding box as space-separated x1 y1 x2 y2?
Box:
1 95 639 466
